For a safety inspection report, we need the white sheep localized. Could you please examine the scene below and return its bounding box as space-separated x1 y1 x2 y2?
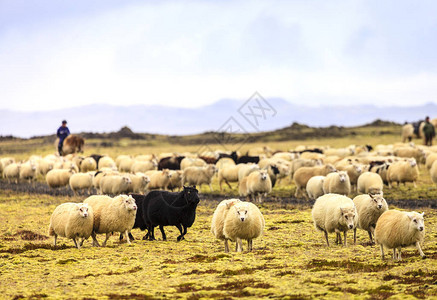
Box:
223 201 265 252
46 169 75 188
38 158 54 176
131 160 157 173
401 124 414 143
48 202 94 249
168 170 183 191
180 157 207 170
387 158 419 188
311 194 357 246
337 164 362 192
211 198 242 252
115 155 132 168
239 177 249 198
98 156 117 170
215 157 236 171
69 172 94 196
182 164 216 191
84 194 137 246
425 153 437 170
352 193 388 244
374 210 425 260
19 162 37 183
99 174 132 195
306 176 325 200
431 160 437 185
118 157 135 172
322 171 351 195
357 172 384 194
394 147 426 164
218 164 243 190
237 163 260 182
290 158 322 177
3 163 21 183
80 157 97 172
92 170 118 191
246 170 272 203
125 173 150 193
293 164 336 199
145 169 172 190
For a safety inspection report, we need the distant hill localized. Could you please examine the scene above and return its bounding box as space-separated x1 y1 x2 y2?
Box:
0 99 434 138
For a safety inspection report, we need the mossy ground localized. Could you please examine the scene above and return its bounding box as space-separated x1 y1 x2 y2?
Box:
0 190 436 299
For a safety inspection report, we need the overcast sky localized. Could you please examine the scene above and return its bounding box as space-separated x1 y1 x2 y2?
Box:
1 0 437 111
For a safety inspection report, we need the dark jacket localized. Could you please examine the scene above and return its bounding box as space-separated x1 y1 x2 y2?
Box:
57 126 70 143
423 122 435 137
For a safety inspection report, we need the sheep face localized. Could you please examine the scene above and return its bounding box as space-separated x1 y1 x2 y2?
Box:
409 159 417 167
183 186 200 204
338 171 347 182
122 195 137 211
234 203 249 222
355 165 362 174
78 204 89 218
369 193 386 210
326 164 336 173
122 176 132 185
259 170 268 181
407 212 425 232
340 207 356 230
142 175 150 184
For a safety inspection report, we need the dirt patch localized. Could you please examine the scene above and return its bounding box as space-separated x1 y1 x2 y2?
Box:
0 243 69 254
306 259 394 273
73 266 143 279
14 230 48 241
105 293 157 300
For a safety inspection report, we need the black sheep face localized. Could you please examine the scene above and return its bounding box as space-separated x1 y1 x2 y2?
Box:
183 186 200 204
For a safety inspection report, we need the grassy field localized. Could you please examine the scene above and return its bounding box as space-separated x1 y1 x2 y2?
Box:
1 126 437 299
0 191 436 299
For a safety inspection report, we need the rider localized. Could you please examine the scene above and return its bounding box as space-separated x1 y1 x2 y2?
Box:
57 120 70 155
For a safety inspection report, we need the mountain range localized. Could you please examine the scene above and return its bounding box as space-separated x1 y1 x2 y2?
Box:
1 99 435 138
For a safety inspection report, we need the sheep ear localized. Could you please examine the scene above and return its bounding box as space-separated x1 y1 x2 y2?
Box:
340 207 344 215
407 213 415 220
421 212 425 217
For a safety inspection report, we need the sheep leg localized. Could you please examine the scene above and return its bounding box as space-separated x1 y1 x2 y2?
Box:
224 239 229 253
324 231 330 247
236 238 243 252
225 180 232 190
159 225 167 241
416 242 426 259
248 239 253 251
101 233 111 247
79 238 85 247
124 230 131 244
128 232 135 241
380 244 385 260
392 248 397 260
209 183 213 192
148 227 155 241
343 231 347 247
353 228 357 244
91 232 100 247
413 181 417 188
72 238 79 249
368 227 375 244
53 235 57 246
119 233 124 241
397 248 402 261
176 224 184 242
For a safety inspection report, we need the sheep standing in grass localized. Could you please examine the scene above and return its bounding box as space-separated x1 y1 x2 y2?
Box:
238 177 249 198
84 194 137 246
167 170 183 191
126 173 150 193
211 199 241 252
238 163 260 182
374 210 425 260
146 169 172 190
223 201 265 252
339 164 362 192
48 203 93 249
19 162 37 183
312 194 357 246
306 176 325 200
38 158 54 176
353 193 388 244
431 160 437 185
387 158 419 188
3 163 21 183
46 168 75 188
98 156 117 170
80 157 97 172
99 174 132 195
357 172 384 194
69 172 95 196
180 157 207 170
218 164 242 190
293 164 336 199
322 171 351 195
182 164 216 191
246 170 272 203
131 160 157 173
401 124 414 143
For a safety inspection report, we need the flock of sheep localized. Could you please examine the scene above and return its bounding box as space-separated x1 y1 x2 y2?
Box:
1 141 436 259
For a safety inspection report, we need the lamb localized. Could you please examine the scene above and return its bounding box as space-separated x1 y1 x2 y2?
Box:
353 193 388 244
293 164 336 199
238 163 260 182
145 169 172 190
125 173 150 193
19 161 37 183
218 164 243 190
401 124 414 143
223 201 265 252
245 170 272 203
182 164 216 191
322 171 351 195
180 157 207 170
48 202 93 249
431 160 437 185
211 199 242 252
3 163 21 183
357 172 384 194
84 194 137 246
311 194 357 246
306 176 325 200
99 174 132 195
80 157 97 172
374 210 425 260
131 160 157 173
69 172 94 196
46 168 75 188
387 158 419 188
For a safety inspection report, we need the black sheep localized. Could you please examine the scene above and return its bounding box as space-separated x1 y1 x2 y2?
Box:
126 186 199 241
237 155 260 164
158 156 185 170
217 151 238 163
89 154 104 168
